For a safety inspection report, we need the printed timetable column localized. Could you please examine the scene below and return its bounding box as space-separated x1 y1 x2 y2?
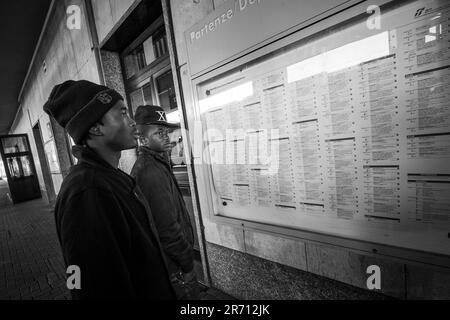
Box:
319 68 358 219
396 3 450 225
354 53 402 221
291 120 324 214
285 73 324 214
407 174 450 223
324 137 358 220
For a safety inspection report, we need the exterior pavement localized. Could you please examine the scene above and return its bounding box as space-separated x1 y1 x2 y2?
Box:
0 186 70 300
0 180 234 300
0 178 69 300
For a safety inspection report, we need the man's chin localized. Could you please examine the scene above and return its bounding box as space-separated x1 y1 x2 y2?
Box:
122 140 138 150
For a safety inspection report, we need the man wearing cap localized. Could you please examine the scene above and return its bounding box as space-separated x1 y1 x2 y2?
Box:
130 105 198 299
43 80 175 300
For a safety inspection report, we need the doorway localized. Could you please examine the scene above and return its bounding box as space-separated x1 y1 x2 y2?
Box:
120 18 204 280
0 134 41 204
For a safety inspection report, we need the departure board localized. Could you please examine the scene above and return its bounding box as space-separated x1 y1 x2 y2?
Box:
196 0 450 255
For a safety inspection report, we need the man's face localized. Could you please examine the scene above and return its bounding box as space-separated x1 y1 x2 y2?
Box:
98 100 138 151
139 124 172 153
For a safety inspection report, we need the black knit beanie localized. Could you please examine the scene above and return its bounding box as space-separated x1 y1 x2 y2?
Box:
43 80 123 144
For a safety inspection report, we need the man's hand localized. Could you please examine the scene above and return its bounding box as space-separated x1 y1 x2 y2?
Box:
182 270 200 299
183 270 196 283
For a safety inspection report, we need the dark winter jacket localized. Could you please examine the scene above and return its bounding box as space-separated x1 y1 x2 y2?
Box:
54 145 176 300
130 146 194 275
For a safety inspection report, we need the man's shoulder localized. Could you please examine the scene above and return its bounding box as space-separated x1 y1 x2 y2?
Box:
131 153 162 177
59 164 113 199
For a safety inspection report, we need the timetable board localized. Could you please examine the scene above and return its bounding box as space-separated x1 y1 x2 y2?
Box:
195 0 450 255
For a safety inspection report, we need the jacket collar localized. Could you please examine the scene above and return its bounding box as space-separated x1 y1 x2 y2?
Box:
138 146 171 167
72 145 117 170
72 145 137 187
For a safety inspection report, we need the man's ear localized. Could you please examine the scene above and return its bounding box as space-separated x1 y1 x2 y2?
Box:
88 123 104 137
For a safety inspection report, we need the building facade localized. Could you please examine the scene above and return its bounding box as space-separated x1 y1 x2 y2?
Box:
9 0 450 299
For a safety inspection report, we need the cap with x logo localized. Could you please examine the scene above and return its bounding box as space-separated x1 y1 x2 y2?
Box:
134 105 179 128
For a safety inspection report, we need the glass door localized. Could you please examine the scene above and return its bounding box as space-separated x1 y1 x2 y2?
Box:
0 134 41 203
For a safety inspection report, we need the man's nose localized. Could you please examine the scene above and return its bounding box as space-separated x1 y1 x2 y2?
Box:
129 118 136 127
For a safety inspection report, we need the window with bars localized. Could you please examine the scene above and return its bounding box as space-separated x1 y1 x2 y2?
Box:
123 27 169 79
156 70 177 110
153 28 168 59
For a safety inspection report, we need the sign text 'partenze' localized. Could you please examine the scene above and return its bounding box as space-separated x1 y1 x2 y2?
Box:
189 0 261 44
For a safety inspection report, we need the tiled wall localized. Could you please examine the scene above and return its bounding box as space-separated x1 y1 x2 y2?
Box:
206 242 390 300
203 222 450 299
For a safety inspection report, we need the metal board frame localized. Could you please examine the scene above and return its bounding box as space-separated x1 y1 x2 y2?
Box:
187 0 450 269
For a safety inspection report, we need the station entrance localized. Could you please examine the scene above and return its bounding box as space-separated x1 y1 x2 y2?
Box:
0 134 41 204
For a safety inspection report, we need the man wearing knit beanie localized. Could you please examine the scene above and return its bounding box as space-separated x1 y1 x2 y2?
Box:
43 80 175 300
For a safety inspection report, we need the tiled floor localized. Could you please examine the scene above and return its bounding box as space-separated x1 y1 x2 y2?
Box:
0 181 70 300
0 180 234 300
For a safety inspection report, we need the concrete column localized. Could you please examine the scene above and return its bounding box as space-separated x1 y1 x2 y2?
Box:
100 50 137 174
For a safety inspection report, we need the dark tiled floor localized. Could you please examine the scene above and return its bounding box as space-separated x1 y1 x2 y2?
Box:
0 180 234 300
0 182 70 300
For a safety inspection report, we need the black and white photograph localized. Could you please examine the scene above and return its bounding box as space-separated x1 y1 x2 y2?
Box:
0 0 449 309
